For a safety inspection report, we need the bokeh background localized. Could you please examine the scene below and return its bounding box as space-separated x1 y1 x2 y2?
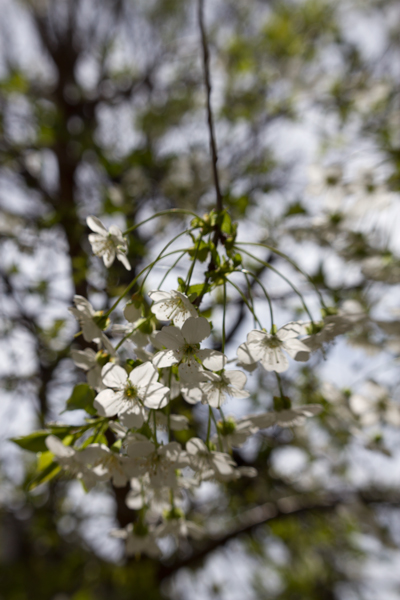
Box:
1 0 400 598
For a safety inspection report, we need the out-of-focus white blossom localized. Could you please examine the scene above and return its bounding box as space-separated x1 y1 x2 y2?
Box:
87 216 131 270
182 370 249 408
237 323 310 373
69 295 114 354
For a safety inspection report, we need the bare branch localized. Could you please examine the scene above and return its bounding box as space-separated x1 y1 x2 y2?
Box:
198 0 223 213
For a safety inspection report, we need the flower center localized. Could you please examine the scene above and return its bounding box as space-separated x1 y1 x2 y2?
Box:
182 343 200 356
95 237 115 256
125 383 138 400
264 336 282 349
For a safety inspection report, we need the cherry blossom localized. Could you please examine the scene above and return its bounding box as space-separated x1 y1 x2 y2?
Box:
182 369 249 408
186 437 237 482
148 290 198 326
111 524 160 558
247 404 322 428
152 316 226 382
94 362 169 427
87 215 131 270
71 348 105 391
69 295 114 354
237 323 310 373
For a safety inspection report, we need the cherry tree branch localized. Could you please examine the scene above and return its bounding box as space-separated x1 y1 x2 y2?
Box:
198 0 223 213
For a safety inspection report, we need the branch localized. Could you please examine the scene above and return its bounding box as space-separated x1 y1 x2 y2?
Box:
198 0 223 213
159 488 400 580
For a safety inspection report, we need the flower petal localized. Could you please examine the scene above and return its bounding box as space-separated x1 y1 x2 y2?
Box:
178 361 207 383
94 389 124 416
277 321 307 340
152 349 178 368
283 338 311 359
117 251 131 271
197 349 227 371
223 370 247 389
129 361 158 388
260 348 288 372
87 216 108 235
154 326 184 350
102 364 127 389
182 317 210 344
142 383 169 409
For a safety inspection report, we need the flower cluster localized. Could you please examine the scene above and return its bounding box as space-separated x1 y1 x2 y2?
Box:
43 269 328 557
25 214 345 558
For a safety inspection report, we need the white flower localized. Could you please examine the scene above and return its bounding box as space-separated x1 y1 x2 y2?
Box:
152 317 226 382
182 370 249 408
126 439 189 488
45 435 98 490
247 404 322 428
77 443 138 487
156 516 203 541
69 295 114 354
361 255 400 284
155 412 189 431
211 417 258 452
126 475 184 516
148 290 198 326
306 164 344 211
87 216 131 270
71 348 105 391
299 302 367 356
186 437 237 482
349 381 400 427
111 524 160 558
237 323 310 373
94 362 169 428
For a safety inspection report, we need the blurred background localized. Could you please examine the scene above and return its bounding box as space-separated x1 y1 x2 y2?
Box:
1 0 400 598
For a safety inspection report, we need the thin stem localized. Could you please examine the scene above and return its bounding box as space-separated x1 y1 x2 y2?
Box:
275 372 285 399
206 406 212 444
105 247 191 317
139 227 197 293
198 0 223 212
243 272 257 328
236 241 326 308
153 410 158 448
123 209 201 236
210 406 223 451
243 269 274 330
226 277 263 329
157 252 187 290
185 232 204 293
167 369 172 443
236 246 314 323
221 280 227 354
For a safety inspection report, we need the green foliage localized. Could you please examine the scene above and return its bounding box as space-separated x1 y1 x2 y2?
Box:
65 384 97 414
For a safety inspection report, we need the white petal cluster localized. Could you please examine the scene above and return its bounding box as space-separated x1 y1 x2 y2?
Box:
152 316 226 382
53 289 326 558
149 290 198 326
94 363 169 428
237 323 310 373
87 216 131 270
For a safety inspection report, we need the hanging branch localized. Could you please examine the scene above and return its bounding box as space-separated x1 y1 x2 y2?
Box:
198 0 223 213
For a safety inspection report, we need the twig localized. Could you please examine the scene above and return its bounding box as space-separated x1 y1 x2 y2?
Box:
198 0 223 212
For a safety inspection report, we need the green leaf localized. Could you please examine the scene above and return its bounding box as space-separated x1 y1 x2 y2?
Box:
11 431 52 453
37 451 54 471
186 282 211 299
188 240 210 263
27 462 61 491
65 383 96 414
